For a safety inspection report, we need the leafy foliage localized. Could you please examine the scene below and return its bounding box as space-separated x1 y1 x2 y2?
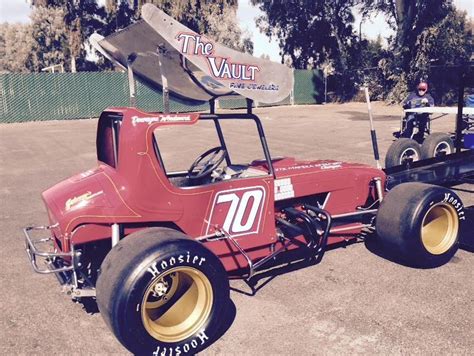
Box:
251 0 356 70
358 0 472 102
253 0 471 102
28 1 107 72
133 0 252 53
3 0 471 105
25 0 252 71
26 6 69 72
0 23 33 73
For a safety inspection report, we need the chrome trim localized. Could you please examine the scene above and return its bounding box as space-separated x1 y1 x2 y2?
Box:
111 223 120 247
374 177 384 202
197 228 292 280
332 209 378 219
23 225 75 274
330 224 371 233
62 284 96 298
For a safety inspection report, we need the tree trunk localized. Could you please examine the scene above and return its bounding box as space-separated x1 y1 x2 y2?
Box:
395 0 415 51
71 56 76 73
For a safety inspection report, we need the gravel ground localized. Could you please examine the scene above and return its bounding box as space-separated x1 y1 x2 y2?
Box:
0 102 472 355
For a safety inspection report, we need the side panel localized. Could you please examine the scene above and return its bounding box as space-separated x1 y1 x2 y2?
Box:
175 177 277 272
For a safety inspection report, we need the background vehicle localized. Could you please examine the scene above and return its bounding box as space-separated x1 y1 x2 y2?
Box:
385 65 474 168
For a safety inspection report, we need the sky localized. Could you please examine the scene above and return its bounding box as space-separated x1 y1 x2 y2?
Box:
1 0 472 62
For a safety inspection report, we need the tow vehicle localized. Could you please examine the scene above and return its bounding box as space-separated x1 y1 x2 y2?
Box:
23 5 470 355
385 65 474 168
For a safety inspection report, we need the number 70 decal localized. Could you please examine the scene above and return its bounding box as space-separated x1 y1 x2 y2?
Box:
206 186 266 237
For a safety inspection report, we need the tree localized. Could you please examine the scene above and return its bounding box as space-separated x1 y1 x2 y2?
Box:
28 0 252 71
251 0 356 70
63 1 107 72
30 0 107 72
131 0 251 53
0 23 33 73
358 0 471 101
133 0 237 34
412 9 473 103
104 0 137 34
201 4 253 53
358 0 450 55
26 6 69 72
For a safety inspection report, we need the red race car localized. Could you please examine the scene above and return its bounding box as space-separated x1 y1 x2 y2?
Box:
23 5 466 355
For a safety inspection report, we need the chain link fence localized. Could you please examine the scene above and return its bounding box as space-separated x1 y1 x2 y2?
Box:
0 70 323 123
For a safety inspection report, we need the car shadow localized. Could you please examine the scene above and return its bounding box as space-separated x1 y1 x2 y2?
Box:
229 239 360 296
80 297 100 314
460 205 474 252
362 230 419 268
210 299 237 348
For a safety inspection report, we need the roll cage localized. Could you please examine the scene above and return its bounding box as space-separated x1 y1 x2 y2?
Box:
153 102 275 185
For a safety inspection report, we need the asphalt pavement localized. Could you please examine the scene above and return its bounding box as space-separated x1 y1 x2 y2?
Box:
0 102 472 355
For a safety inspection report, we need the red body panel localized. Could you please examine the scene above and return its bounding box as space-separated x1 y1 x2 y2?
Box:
42 107 386 272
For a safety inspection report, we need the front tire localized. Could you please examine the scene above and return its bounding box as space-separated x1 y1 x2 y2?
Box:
376 183 463 267
97 227 230 355
385 138 421 168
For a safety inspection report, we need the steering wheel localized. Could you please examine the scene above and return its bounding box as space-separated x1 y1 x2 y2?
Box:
187 146 226 180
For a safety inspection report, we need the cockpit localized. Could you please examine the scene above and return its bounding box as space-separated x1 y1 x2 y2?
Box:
153 114 271 188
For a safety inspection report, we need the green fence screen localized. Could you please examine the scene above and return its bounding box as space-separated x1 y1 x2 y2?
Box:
294 69 323 105
0 70 322 123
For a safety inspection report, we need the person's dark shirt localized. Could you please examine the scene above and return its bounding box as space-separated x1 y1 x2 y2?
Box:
403 92 435 109
466 94 474 107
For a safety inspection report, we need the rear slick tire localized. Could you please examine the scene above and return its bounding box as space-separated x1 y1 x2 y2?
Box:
376 183 464 268
96 227 230 355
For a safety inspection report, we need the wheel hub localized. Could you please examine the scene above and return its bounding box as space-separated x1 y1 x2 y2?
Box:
400 148 419 165
153 281 169 297
434 141 451 157
141 267 213 343
421 202 459 255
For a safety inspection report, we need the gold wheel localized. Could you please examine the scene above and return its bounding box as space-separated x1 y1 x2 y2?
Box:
141 267 213 343
421 202 459 255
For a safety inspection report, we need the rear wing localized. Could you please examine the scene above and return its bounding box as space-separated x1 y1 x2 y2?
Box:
90 4 293 104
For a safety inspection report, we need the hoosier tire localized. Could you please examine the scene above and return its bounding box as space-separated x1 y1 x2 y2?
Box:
385 138 421 168
376 183 464 267
420 133 454 159
96 227 230 355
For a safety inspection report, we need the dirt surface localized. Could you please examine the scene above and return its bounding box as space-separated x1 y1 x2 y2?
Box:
1 102 472 355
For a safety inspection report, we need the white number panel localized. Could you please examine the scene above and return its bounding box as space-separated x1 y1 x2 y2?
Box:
206 186 266 237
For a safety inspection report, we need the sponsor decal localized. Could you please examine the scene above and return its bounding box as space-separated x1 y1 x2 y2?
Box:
146 252 207 279
230 82 279 92
132 115 192 126
79 169 96 178
176 33 280 93
274 178 295 201
152 330 209 355
177 33 260 82
145 253 210 355
275 162 343 172
65 191 103 211
206 186 266 237
442 192 465 220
